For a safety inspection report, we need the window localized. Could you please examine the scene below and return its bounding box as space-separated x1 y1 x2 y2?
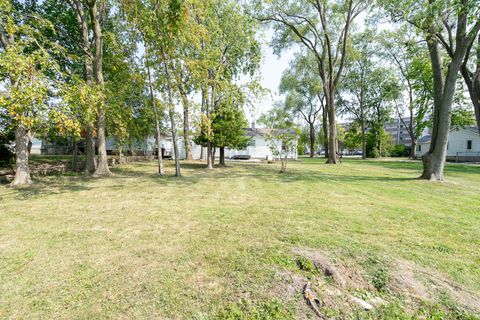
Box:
418 145 421 152
467 140 472 150
248 139 255 147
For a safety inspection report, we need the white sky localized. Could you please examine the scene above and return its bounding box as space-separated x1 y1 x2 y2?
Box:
244 29 297 124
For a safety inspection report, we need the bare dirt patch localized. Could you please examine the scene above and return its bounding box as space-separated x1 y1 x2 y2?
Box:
272 247 480 318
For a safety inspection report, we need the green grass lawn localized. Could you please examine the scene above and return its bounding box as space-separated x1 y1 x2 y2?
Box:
1 158 479 319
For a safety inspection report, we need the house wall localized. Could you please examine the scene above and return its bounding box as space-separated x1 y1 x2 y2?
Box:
446 128 480 156
105 133 299 161
417 128 480 159
224 135 297 160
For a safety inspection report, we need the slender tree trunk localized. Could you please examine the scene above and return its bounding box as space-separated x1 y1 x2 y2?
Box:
154 122 164 175
162 54 181 176
27 129 33 155
168 103 181 176
326 92 339 164
69 0 98 175
72 140 79 171
280 153 287 173
461 35 480 132
361 119 366 159
10 124 32 187
90 1 111 177
206 142 213 169
322 106 329 158
309 122 315 158
378 138 382 159
411 138 417 160
85 126 96 173
145 42 164 175
219 146 226 166
180 88 193 160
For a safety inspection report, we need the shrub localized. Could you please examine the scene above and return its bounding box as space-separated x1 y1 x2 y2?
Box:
390 144 411 157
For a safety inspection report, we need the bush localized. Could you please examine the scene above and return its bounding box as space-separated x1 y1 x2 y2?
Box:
390 144 411 157
0 136 14 168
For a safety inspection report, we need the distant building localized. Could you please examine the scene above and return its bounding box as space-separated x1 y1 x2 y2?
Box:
384 118 414 146
105 125 299 161
417 126 480 162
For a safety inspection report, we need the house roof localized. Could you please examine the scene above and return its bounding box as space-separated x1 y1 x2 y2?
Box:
243 128 298 137
418 135 432 144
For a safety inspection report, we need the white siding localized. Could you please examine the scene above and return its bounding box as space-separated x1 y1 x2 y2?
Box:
417 128 480 157
446 128 480 156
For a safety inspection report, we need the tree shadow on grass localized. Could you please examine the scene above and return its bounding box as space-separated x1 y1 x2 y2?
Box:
351 158 480 176
4 159 424 201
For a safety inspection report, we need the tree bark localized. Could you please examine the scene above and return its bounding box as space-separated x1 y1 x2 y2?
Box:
411 138 417 160
360 118 366 159
145 40 164 175
461 34 480 132
309 122 315 158
179 87 193 160
421 34 463 180
68 0 97 174
322 105 329 158
89 0 112 177
326 92 339 164
206 142 213 169
10 124 32 187
72 140 79 171
27 129 33 155
219 146 226 166
85 125 96 173
162 54 181 176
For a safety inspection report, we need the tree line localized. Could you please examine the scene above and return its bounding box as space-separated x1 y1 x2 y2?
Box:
1 0 261 186
257 0 479 180
1 0 479 186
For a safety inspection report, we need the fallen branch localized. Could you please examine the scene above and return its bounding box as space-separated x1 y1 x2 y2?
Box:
303 281 326 319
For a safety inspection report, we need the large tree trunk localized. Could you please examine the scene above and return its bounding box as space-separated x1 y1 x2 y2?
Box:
10 124 32 187
85 126 96 173
309 122 315 158
180 88 193 160
421 34 463 181
219 146 226 166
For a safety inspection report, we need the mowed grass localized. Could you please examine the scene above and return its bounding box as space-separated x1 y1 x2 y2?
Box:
0 158 479 319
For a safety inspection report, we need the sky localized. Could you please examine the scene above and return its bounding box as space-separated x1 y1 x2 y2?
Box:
244 31 297 124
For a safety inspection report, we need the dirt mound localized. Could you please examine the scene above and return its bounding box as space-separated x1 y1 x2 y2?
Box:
391 259 480 314
271 247 480 318
292 247 371 290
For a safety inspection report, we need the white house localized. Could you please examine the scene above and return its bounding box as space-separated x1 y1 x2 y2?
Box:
184 127 298 161
417 126 480 162
105 126 298 161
